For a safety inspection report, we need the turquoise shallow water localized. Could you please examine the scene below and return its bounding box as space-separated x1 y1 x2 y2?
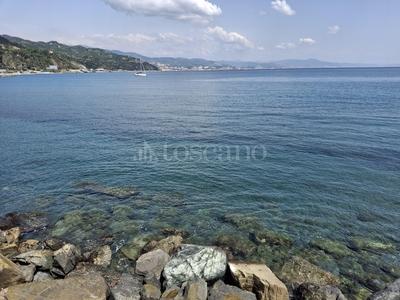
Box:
1 68 400 296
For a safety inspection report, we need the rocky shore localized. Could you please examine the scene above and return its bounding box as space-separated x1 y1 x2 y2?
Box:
1 218 399 300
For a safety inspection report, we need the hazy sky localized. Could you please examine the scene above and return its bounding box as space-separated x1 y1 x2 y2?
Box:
1 0 399 64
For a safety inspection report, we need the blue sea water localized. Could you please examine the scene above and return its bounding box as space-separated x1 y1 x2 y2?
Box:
1 68 400 295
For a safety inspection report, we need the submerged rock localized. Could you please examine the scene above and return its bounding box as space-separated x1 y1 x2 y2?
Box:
278 256 340 292
163 244 227 288
310 238 352 258
250 229 292 247
0 212 48 233
347 237 396 253
120 234 157 260
162 228 191 239
294 283 347 300
213 234 257 258
220 213 265 232
81 182 140 199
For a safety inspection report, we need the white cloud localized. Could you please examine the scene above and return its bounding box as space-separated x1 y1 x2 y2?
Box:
259 11 267 16
276 42 296 49
271 0 295 16
205 26 254 49
102 0 221 24
327 25 340 34
299 38 316 45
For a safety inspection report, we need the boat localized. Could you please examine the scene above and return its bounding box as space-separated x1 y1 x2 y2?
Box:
134 59 146 77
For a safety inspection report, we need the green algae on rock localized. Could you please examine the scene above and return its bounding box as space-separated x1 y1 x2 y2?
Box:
310 238 353 258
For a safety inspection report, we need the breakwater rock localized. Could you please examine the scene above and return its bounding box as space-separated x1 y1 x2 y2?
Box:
0 225 398 300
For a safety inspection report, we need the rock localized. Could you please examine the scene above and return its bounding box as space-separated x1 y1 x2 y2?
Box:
111 273 142 300
0 212 48 233
17 264 36 282
208 280 257 300
0 288 8 299
81 182 140 199
44 237 65 251
220 213 265 232
213 234 257 258
144 273 162 290
0 253 25 288
88 245 112 268
136 249 170 280
347 237 395 253
161 286 184 300
228 261 289 300
250 230 292 247
3 227 21 244
278 256 340 291
140 235 183 256
310 238 352 258
294 283 347 300
141 284 162 300
53 244 81 275
33 271 54 282
163 244 227 288
121 234 155 260
0 231 6 244
183 278 207 300
0 243 18 258
367 278 400 300
18 240 40 254
162 228 191 239
13 250 54 271
6 274 111 300
66 262 120 287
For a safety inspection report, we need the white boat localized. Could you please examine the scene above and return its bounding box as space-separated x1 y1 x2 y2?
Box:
134 59 146 77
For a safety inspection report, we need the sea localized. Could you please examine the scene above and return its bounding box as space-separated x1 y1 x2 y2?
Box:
1 68 399 297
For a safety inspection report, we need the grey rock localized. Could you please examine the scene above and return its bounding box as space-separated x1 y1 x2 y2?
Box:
208 280 257 300
139 235 183 256
53 244 81 275
6 274 111 300
17 263 36 282
144 273 162 290
14 250 54 270
163 244 227 288
136 249 170 280
33 271 54 282
141 284 162 300
183 278 207 300
44 237 65 251
112 273 142 300
294 283 347 300
368 278 400 300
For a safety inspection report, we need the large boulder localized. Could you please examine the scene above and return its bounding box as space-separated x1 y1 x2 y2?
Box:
136 249 170 280
163 244 227 288
294 283 347 300
13 250 54 271
228 261 289 300
0 253 25 288
111 273 142 300
367 278 400 300
278 256 340 291
6 274 111 300
208 280 257 300
53 244 81 275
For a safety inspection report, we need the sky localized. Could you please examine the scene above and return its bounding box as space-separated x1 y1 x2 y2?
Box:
1 0 400 64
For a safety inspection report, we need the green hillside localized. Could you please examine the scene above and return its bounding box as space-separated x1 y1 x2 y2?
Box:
0 35 158 72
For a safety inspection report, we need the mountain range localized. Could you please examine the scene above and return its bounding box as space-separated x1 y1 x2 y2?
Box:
0 34 390 73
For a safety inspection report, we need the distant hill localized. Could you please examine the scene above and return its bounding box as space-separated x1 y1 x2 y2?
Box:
0 35 158 71
219 58 374 69
111 50 231 69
